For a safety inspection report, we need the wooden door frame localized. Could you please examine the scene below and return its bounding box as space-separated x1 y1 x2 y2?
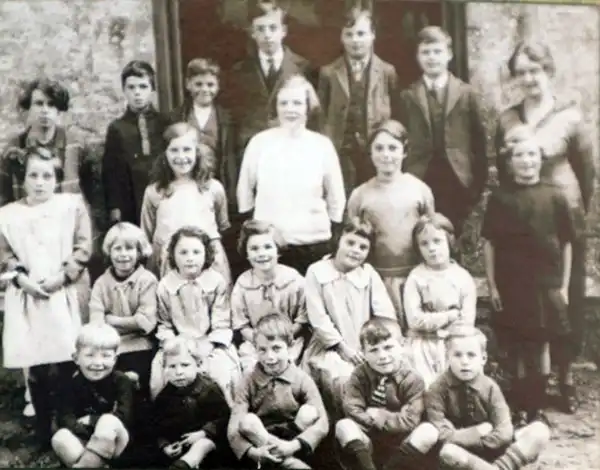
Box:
151 0 467 112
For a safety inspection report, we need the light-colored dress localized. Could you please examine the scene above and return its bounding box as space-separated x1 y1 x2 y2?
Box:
140 179 231 283
231 264 307 371
403 261 476 388
0 194 92 368
149 268 241 402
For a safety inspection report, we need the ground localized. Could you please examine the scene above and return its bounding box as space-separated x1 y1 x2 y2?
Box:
0 366 597 469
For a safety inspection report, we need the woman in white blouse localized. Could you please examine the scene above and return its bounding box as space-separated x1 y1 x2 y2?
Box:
236 74 346 274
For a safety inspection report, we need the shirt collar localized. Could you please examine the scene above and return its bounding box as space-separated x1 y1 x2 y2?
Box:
362 361 412 385
160 268 221 295
124 104 157 119
258 48 284 71
309 257 371 289
252 362 297 388
25 126 66 151
346 53 371 70
236 264 301 290
423 72 449 91
109 265 146 287
445 369 488 394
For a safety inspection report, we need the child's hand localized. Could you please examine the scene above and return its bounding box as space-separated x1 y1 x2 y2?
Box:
109 209 122 224
476 422 493 437
252 444 282 465
76 415 91 426
17 275 50 299
105 315 123 327
337 342 364 366
365 407 387 424
447 309 461 323
39 273 66 294
163 441 183 458
269 439 301 459
181 430 205 446
489 286 503 312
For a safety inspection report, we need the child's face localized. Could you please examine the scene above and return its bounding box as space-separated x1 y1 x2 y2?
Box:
186 73 219 107
255 334 290 376
250 10 286 55
123 75 154 112
370 131 405 178
512 53 551 99
335 232 370 272
363 336 404 376
447 336 487 382
416 225 451 269
24 157 57 204
246 233 278 273
276 85 308 128
164 351 200 388
509 140 542 184
416 41 452 78
166 131 197 178
74 346 118 382
29 89 60 129
174 235 206 279
110 239 138 277
341 15 375 60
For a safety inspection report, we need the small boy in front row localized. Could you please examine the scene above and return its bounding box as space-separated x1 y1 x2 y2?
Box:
228 314 329 470
51 324 134 468
151 336 234 470
425 326 550 470
335 318 439 470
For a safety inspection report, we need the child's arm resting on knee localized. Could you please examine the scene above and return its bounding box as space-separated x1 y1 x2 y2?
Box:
295 371 329 452
424 382 458 442
227 376 254 460
343 367 378 431
195 377 232 443
476 381 513 449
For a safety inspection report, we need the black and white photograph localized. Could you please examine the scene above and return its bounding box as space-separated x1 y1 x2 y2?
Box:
0 0 598 468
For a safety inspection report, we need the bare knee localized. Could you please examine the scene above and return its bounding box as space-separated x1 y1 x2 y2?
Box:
295 405 318 430
439 443 467 467
516 421 551 451
94 414 126 440
408 422 439 452
51 428 76 451
239 413 263 436
335 419 366 446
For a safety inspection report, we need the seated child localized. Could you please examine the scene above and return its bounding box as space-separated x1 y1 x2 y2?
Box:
425 326 550 470
89 222 158 397
232 220 308 372
336 318 438 470
51 323 134 468
228 314 329 470
151 336 234 470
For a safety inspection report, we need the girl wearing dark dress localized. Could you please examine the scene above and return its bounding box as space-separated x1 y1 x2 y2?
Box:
483 126 577 420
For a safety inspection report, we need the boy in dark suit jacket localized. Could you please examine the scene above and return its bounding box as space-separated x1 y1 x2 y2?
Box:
319 6 398 193
397 26 488 237
102 61 169 226
227 0 313 153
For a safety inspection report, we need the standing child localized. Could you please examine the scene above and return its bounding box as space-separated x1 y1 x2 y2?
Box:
102 60 169 226
318 5 398 192
403 213 477 388
150 227 240 402
151 337 235 470
426 326 550 470
336 318 439 470
397 26 488 237
482 125 576 418
51 324 134 468
347 120 435 325
0 147 92 446
232 220 308 372
228 314 329 470
301 217 396 420
89 222 158 397
140 122 231 283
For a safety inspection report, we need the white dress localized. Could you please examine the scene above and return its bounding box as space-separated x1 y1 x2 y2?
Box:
0 194 91 368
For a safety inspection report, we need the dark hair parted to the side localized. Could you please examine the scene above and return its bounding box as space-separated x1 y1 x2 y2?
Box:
14 146 64 185
368 119 409 152
237 219 284 257
507 40 555 78
247 0 286 25
412 212 457 262
18 78 70 112
359 317 403 349
121 60 157 90
166 226 216 272
185 57 221 80
332 216 376 255
416 25 452 48
254 313 294 346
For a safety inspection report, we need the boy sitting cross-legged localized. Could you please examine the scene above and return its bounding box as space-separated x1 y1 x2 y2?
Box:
51 323 134 468
228 313 329 469
335 317 439 470
425 325 550 470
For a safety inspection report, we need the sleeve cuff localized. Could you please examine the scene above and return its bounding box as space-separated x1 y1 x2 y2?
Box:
134 313 156 334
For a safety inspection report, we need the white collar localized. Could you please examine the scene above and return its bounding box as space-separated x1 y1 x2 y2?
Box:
258 48 284 71
193 104 213 128
423 72 449 91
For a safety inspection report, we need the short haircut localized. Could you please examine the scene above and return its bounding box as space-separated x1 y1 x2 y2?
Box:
332 216 376 255
237 219 284 257
507 40 555 78
18 78 70 112
417 26 452 48
343 5 375 31
359 317 403 349
76 323 121 352
185 57 220 80
248 0 286 25
444 325 488 354
368 119 409 153
162 336 203 366
14 146 64 185
497 124 542 178
272 74 323 132
166 225 216 272
411 212 456 262
102 222 153 261
121 60 156 90
254 313 294 346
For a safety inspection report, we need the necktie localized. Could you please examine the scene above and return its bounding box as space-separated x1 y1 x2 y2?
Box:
352 60 364 81
430 84 442 104
138 112 151 157
370 376 388 407
266 57 277 90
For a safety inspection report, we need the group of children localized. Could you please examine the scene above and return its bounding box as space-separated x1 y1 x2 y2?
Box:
0 0 583 468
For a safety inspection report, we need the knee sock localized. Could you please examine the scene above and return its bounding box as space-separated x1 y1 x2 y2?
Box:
383 441 424 470
343 439 376 470
493 445 529 470
441 444 496 470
